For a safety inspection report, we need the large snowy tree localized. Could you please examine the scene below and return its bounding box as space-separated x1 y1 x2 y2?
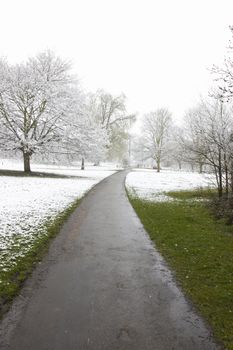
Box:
0 51 74 172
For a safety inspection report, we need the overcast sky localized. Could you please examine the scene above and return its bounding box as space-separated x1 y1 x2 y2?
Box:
1 0 233 125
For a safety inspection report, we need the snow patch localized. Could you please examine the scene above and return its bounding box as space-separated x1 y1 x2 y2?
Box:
0 163 117 270
126 169 214 201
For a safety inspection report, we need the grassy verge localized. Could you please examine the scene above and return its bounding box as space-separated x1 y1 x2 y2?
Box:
0 198 81 319
168 187 217 200
128 189 233 350
0 169 79 178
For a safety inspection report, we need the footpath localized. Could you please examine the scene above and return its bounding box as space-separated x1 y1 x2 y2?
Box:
0 171 220 350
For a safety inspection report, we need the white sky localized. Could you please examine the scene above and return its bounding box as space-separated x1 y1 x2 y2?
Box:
0 0 233 125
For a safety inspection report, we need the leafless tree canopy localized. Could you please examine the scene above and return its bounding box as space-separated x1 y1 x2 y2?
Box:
181 97 233 197
141 108 172 172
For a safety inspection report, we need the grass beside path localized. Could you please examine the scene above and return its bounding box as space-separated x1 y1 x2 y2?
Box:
0 169 77 178
128 190 233 350
0 198 81 319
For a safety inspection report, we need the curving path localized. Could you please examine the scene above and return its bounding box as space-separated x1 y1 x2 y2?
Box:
0 170 221 350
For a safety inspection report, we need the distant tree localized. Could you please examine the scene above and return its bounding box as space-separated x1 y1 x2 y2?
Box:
131 135 149 167
107 124 129 162
168 126 186 170
63 112 109 170
142 108 172 172
58 92 109 169
0 51 74 172
87 89 136 162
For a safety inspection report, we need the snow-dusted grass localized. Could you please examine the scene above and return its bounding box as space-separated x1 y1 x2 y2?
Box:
0 163 117 272
0 161 118 314
126 169 215 201
0 158 120 175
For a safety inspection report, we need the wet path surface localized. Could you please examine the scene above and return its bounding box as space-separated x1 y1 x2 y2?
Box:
0 171 221 349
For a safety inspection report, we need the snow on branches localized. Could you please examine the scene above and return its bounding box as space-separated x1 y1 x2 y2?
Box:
212 26 233 101
0 51 110 171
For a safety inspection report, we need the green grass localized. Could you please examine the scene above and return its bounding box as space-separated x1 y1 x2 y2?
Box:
168 187 217 200
128 190 233 350
0 198 81 318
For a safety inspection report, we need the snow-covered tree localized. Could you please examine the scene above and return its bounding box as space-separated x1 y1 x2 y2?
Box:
131 135 150 167
166 126 187 170
212 26 233 101
182 97 233 197
63 107 109 169
142 108 172 172
0 51 74 172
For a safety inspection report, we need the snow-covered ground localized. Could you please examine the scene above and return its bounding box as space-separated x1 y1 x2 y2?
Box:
126 169 215 201
0 161 117 271
0 158 120 175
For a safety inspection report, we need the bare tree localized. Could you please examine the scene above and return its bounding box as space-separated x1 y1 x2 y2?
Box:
87 90 136 162
212 26 233 101
88 90 134 128
168 126 187 170
142 108 172 172
0 51 74 172
181 97 233 197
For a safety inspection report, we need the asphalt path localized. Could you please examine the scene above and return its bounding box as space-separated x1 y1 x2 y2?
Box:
0 170 221 349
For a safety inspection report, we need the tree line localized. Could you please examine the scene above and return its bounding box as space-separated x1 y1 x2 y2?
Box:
0 51 135 172
133 26 233 199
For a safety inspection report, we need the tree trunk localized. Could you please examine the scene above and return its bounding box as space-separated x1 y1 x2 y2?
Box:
81 157 85 170
156 158 160 172
214 165 220 196
23 152 31 173
224 154 229 197
230 160 233 196
199 162 203 173
218 149 223 198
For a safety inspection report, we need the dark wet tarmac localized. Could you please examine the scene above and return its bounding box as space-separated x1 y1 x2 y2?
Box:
0 171 222 349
